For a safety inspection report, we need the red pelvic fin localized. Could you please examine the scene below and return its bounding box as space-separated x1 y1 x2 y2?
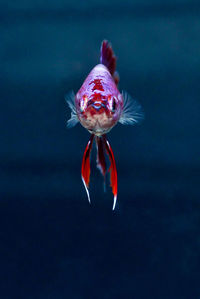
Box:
95 136 106 178
100 40 119 85
81 134 94 203
103 135 118 210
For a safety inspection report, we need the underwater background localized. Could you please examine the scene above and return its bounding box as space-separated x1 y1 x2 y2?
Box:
0 1 200 298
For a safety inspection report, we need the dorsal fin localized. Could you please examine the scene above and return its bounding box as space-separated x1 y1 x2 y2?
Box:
100 40 119 86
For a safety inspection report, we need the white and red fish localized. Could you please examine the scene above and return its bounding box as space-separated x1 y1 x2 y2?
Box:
66 40 143 210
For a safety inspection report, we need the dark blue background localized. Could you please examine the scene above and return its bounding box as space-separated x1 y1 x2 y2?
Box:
0 1 200 298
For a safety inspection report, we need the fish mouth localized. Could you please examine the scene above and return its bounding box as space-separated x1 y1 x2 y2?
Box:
88 101 106 110
88 119 112 135
80 110 115 135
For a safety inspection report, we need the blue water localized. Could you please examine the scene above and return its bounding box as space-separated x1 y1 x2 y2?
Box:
0 1 200 298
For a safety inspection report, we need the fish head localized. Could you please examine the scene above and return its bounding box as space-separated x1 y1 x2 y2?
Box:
76 92 123 135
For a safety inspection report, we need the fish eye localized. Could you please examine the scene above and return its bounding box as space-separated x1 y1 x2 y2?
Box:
112 97 116 112
108 96 117 113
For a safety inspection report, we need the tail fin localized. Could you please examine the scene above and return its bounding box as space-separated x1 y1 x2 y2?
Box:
100 40 119 86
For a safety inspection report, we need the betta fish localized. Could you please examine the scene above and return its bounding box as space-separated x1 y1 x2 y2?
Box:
66 40 143 210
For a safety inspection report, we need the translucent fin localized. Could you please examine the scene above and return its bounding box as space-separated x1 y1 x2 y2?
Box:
65 91 79 128
81 134 94 204
119 91 144 125
82 176 91 204
103 136 118 210
113 194 117 211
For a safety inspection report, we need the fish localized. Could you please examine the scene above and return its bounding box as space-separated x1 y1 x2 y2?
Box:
66 40 143 210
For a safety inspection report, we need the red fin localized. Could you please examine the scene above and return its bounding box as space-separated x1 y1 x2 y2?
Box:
81 134 94 203
100 40 119 85
103 135 118 210
95 136 106 177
